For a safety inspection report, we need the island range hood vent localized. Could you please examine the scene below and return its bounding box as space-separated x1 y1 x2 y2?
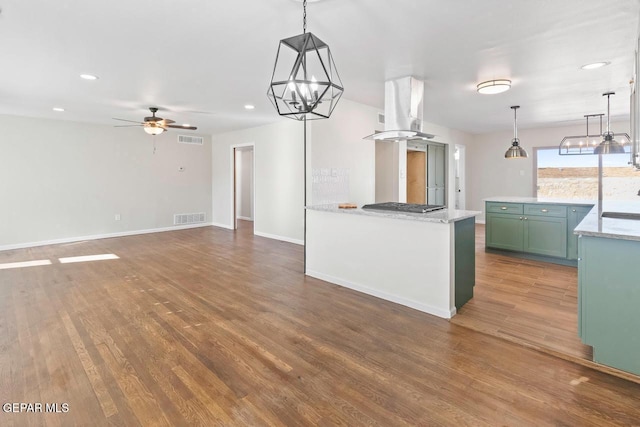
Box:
364 76 435 142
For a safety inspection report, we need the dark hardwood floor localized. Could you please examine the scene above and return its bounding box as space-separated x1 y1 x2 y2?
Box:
1 221 640 426
452 224 594 362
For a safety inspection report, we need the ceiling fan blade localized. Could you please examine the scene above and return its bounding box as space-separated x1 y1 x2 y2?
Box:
167 124 198 130
163 119 175 125
113 118 144 124
114 124 143 127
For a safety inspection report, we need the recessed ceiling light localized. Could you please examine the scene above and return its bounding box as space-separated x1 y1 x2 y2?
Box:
580 62 610 70
477 79 511 94
80 74 99 80
244 104 255 110
52 107 65 112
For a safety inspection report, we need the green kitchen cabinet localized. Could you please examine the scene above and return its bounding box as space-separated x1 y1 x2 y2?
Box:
523 215 567 258
485 201 593 264
567 206 592 260
578 235 640 375
486 212 525 251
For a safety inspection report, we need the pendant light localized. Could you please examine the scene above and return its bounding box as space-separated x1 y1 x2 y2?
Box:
594 92 626 154
267 0 344 120
504 106 528 159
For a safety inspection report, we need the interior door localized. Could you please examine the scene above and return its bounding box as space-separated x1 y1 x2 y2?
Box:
406 151 426 204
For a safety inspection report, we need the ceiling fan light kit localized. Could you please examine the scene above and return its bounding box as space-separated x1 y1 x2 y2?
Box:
267 0 344 120
504 106 528 159
143 125 165 135
477 79 511 95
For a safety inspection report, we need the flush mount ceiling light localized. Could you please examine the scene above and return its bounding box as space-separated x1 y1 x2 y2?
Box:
581 62 610 70
79 74 99 80
52 107 65 112
504 106 528 159
244 104 255 110
594 92 627 154
267 0 344 120
477 79 511 95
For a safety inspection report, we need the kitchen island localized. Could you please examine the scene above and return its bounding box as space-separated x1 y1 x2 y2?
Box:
574 201 640 376
305 204 480 319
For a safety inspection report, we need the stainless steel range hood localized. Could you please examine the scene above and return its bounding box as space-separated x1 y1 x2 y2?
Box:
364 76 435 141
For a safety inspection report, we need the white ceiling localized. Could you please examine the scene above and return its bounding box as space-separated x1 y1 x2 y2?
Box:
0 0 638 135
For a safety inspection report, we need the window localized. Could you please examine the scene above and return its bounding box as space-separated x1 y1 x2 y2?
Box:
535 147 640 200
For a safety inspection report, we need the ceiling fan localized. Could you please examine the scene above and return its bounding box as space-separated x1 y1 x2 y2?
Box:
113 107 197 135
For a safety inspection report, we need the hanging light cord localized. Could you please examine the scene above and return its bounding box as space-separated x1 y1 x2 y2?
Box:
513 107 518 140
606 93 611 134
303 0 307 34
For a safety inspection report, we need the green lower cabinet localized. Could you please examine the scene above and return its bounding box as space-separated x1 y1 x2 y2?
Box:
485 202 594 263
567 206 592 260
579 235 640 375
523 215 567 258
486 213 524 251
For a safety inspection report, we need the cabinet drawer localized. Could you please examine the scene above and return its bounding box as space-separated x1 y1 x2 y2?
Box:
524 204 566 218
486 202 523 214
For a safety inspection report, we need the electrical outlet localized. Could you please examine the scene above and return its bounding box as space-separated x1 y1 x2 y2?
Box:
115 214 121 221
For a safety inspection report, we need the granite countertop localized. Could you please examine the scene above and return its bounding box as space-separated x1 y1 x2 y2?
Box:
306 204 481 224
484 196 595 206
574 201 640 242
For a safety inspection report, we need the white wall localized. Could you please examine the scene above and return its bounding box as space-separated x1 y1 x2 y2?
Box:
308 99 379 205
467 120 631 221
212 120 304 244
236 149 254 220
0 114 212 249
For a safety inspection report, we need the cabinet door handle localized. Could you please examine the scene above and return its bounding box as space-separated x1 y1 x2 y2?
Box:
524 217 528 220
541 208 549 213
519 217 523 220
500 206 508 210
572 209 576 212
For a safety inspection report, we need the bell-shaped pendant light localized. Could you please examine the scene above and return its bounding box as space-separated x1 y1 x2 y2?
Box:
267 0 344 121
505 106 528 159
594 92 625 155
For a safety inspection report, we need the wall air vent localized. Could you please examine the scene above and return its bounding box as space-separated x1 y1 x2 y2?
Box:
174 212 206 225
178 135 204 145
377 112 385 125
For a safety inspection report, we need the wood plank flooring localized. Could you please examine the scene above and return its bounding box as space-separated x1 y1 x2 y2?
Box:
451 224 594 362
1 221 640 425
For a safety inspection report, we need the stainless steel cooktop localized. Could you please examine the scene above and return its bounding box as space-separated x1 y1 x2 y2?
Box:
361 202 445 214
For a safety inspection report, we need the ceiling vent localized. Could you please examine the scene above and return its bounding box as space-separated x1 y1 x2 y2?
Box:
178 135 204 145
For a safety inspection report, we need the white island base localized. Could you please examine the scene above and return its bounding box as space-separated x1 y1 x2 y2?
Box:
306 206 479 319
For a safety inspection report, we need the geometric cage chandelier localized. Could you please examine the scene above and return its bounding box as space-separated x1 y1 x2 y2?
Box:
267 0 344 120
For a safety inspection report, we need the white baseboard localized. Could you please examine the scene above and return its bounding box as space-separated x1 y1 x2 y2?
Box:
236 216 253 221
0 223 213 252
306 270 455 319
254 231 304 246
211 222 234 230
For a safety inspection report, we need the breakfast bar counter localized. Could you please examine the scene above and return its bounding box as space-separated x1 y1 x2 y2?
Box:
305 204 480 319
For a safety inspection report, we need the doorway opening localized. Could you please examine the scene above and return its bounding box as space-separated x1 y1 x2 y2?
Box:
406 141 447 206
231 143 255 232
